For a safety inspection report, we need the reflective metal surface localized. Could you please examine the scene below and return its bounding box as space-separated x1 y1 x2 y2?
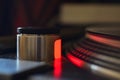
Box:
17 34 60 63
29 58 107 80
0 58 48 80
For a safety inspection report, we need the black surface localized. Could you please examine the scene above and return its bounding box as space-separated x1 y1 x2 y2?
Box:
30 58 107 80
17 27 60 34
0 53 108 80
78 38 120 58
86 24 120 38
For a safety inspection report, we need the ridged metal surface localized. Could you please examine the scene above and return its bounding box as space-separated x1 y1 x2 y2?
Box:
66 25 120 80
17 34 60 63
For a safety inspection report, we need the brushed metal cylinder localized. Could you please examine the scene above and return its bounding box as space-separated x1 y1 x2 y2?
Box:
17 34 60 63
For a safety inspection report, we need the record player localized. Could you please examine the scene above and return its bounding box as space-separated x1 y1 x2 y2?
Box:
0 1 120 80
59 2 120 80
65 24 120 80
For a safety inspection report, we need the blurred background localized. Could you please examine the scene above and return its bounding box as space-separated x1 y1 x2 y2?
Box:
0 0 120 55
0 0 120 80
0 0 120 34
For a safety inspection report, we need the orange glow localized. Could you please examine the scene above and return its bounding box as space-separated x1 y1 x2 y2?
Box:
87 33 120 48
54 58 62 78
54 39 62 59
67 53 84 68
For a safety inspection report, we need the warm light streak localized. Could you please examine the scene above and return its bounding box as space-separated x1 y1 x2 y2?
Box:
67 53 84 68
54 39 62 59
54 58 62 78
86 33 120 48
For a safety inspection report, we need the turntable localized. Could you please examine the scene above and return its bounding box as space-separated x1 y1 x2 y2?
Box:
66 24 120 80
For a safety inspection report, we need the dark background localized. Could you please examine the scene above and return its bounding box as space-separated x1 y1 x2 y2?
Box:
0 0 120 36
